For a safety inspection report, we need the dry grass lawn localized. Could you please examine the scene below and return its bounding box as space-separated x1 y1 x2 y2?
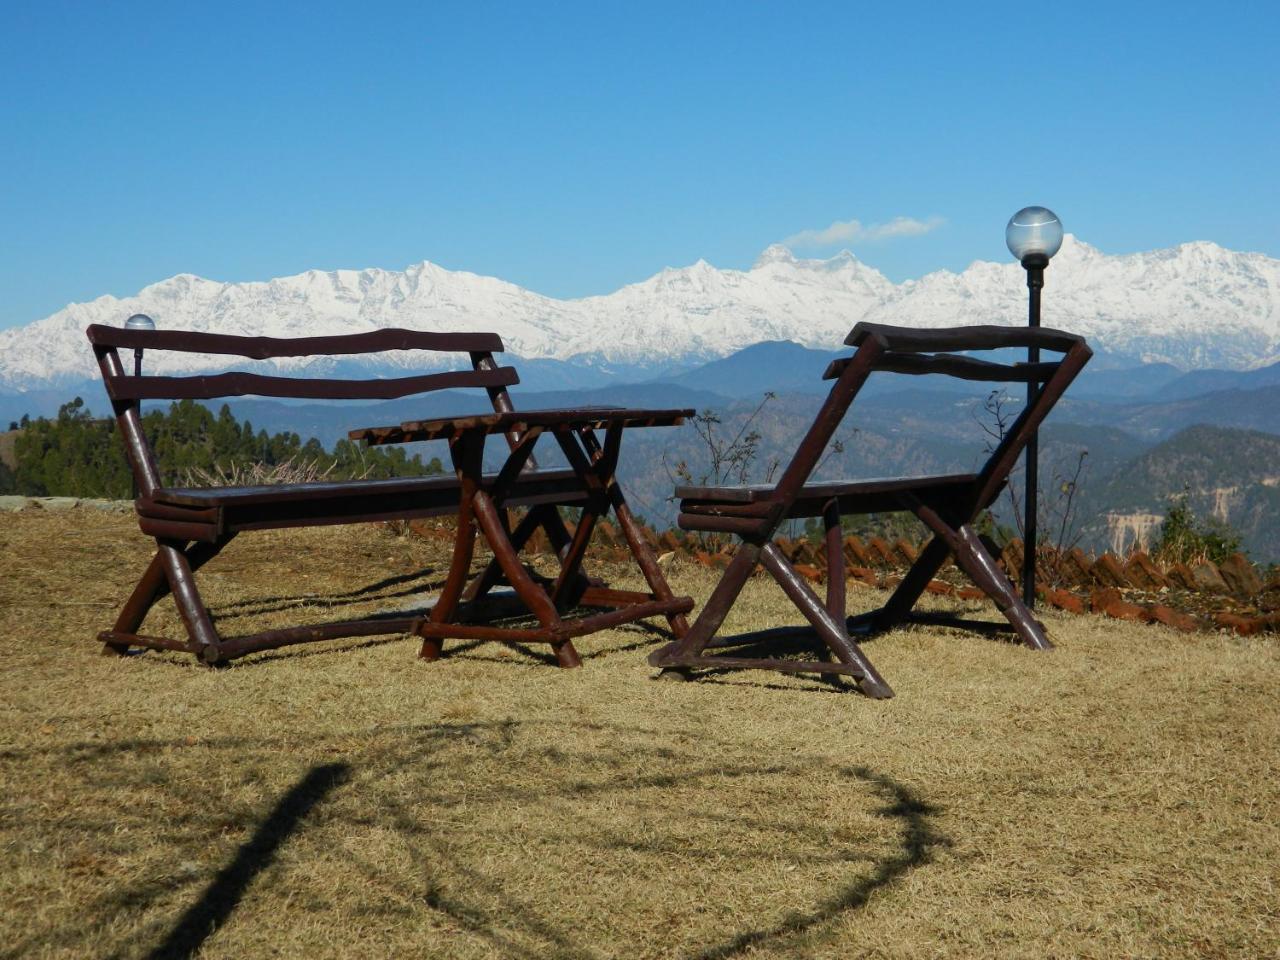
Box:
1 507 1277 959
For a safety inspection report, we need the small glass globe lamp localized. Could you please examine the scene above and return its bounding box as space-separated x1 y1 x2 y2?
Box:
124 314 156 377
1005 206 1063 266
124 313 156 332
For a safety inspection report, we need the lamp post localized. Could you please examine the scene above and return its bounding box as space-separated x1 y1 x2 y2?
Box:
123 314 156 499
1005 207 1063 609
124 313 156 376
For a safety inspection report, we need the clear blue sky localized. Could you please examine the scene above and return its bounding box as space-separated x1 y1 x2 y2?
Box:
2 0 1276 330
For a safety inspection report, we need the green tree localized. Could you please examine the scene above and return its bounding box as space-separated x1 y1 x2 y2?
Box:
8 398 443 497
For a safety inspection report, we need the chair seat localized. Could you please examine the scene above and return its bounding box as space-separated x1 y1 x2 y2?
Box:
678 473 978 518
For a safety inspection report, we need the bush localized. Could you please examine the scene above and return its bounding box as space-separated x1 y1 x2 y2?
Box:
1154 494 1243 566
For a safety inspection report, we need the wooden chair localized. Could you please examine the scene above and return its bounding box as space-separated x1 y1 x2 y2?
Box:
651 322 1093 698
87 323 592 664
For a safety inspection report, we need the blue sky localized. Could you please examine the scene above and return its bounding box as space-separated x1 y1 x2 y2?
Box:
2 0 1276 330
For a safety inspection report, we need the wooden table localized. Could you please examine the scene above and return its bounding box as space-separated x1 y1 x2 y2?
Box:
351 407 694 667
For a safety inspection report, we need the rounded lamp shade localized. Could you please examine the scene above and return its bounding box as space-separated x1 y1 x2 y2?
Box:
124 313 156 331
1005 206 1064 261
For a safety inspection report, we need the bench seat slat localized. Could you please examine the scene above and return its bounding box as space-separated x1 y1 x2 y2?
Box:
146 468 585 508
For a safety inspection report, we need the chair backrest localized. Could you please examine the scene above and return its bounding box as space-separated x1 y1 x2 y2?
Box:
770 321 1091 514
86 324 523 497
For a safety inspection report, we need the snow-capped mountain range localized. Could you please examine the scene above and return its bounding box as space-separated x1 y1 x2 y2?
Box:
2 235 1278 392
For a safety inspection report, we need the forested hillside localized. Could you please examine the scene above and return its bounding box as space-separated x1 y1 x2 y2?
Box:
1077 425 1280 560
0 399 442 499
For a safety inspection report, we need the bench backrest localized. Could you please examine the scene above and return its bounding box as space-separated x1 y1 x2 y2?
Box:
770 321 1092 515
86 323 524 498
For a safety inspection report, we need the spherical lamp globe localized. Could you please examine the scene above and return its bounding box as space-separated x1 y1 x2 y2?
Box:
124 313 156 331
1005 206 1064 262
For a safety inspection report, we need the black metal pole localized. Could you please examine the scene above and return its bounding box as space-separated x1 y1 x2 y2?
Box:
1021 255 1046 608
132 348 143 501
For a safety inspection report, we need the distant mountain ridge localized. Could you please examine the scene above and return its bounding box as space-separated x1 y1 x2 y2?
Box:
2 235 1278 392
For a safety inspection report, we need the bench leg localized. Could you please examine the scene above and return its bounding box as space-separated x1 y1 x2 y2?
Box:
157 538 224 663
105 536 234 658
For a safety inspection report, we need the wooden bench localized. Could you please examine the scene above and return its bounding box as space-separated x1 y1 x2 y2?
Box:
87 323 592 664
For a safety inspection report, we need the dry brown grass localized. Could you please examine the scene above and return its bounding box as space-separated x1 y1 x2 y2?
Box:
1 508 1277 959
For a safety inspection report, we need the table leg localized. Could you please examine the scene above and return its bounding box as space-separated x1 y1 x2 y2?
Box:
470 488 580 668
550 431 607 605
421 434 482 660
581 427 691 639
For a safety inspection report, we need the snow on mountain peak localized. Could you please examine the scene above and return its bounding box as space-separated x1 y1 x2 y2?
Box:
1 237 1277 391
753 244 797 267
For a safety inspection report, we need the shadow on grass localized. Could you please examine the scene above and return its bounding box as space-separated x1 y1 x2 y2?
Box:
209 567 446 618
690 766 946 958
143 763 350 960
10 721 946 958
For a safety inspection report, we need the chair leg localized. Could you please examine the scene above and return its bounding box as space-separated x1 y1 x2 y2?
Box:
759 543 893 698
104 551 169 654
873 536 951 632
823 498 845 620
949 525 1051 650
891 499 1052 651
649 541 762 666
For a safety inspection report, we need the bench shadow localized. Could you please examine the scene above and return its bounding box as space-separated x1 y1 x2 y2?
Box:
210 568 445 618
142 762 350 960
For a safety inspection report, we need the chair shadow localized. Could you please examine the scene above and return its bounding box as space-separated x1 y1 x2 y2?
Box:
15 721 947 958
142 762 350 960
689 766 947 958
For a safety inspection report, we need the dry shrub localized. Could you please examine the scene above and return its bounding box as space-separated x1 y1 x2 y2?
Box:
181 454 372 488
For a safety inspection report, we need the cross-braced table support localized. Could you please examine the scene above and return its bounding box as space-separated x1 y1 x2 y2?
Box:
355 408 695 667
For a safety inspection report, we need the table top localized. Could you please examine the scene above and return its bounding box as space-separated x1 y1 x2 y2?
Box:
350 406 695 445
